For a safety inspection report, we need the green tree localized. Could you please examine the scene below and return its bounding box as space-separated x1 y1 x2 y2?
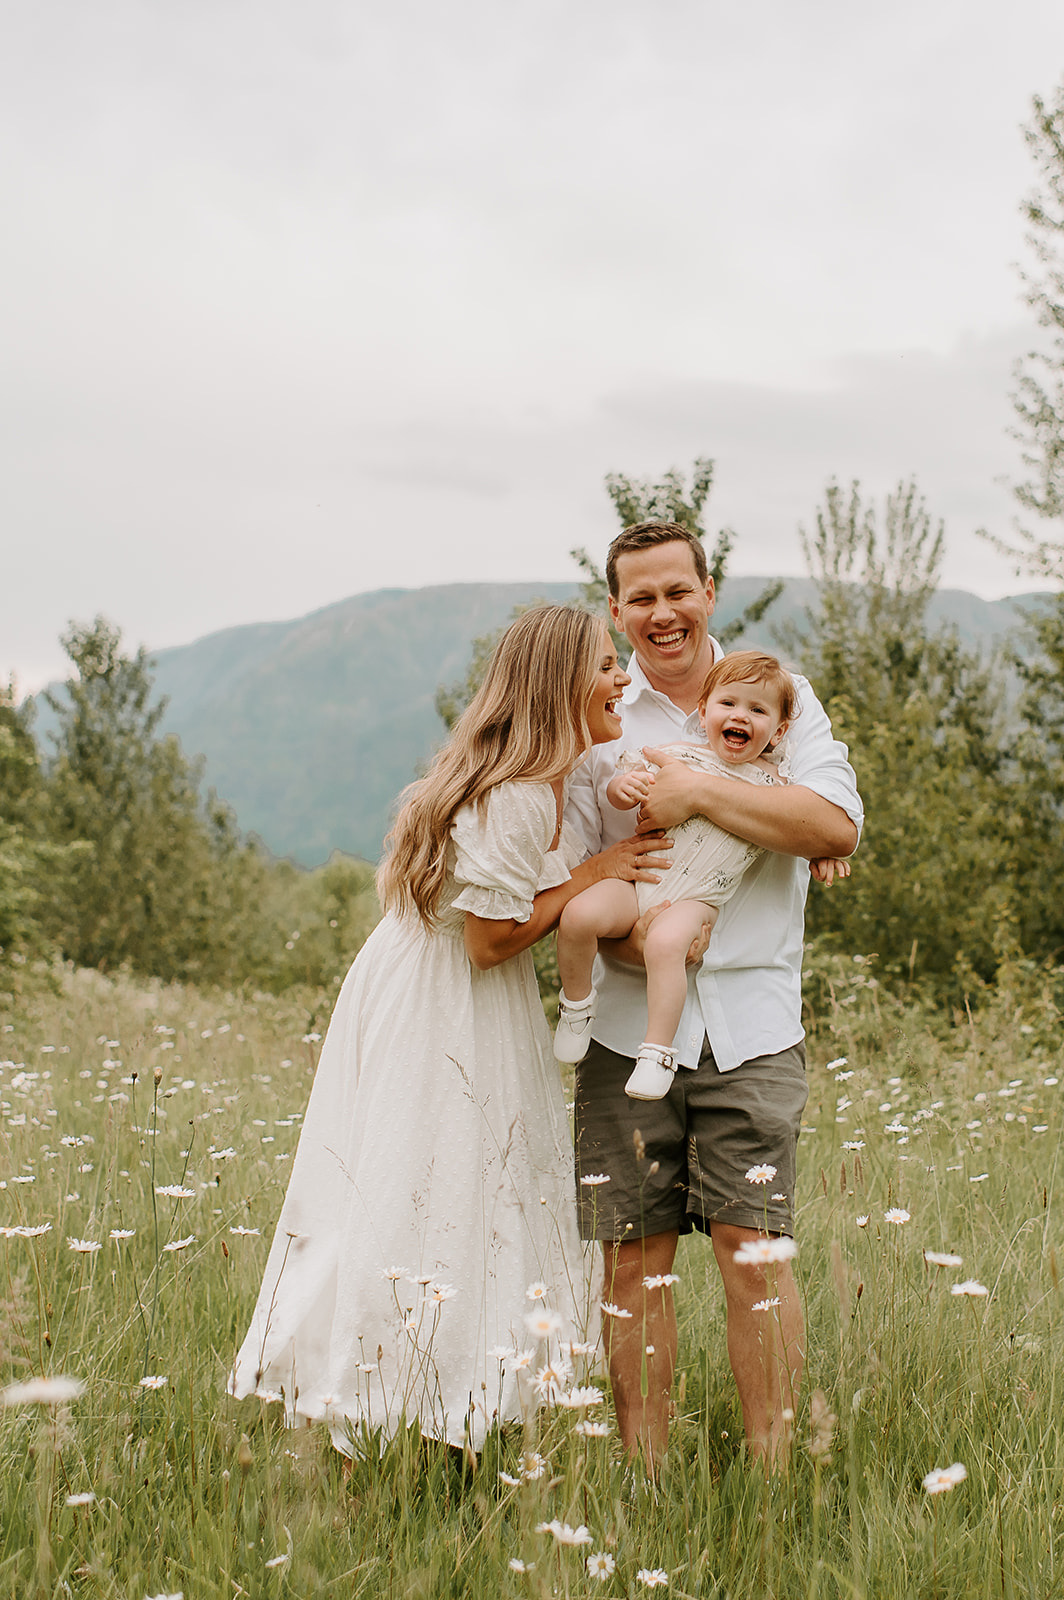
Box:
0 681 75 981
790 481 1017 992
40 617 262 983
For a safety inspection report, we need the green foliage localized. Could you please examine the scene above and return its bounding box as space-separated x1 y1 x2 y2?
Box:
790 481 1017 992
987 81 1064 581
37 618 260 984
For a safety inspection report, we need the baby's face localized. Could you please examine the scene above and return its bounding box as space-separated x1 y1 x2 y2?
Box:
699 677 787 764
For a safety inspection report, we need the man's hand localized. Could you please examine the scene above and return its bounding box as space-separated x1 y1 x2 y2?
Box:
636 747 705 831
600 900 714 971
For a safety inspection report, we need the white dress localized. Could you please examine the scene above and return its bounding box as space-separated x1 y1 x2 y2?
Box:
229 781 596 1451
618 743 783 915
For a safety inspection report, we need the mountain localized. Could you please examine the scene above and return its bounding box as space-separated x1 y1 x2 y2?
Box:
36 579 1042 867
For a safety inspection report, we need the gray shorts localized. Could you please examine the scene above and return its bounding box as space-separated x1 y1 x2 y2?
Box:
574 1035 807 1240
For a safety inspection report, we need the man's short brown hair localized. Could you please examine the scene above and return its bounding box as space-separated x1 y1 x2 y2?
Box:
605 522 709 598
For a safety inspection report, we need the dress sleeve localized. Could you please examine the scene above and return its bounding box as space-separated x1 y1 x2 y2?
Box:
451 783 557 924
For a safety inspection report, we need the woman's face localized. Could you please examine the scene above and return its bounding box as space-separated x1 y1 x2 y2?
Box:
584 627 630 746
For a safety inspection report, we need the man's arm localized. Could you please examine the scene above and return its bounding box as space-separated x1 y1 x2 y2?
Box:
638 758 858 859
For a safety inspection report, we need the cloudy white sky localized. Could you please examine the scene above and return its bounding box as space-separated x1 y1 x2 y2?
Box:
5 0 1064 691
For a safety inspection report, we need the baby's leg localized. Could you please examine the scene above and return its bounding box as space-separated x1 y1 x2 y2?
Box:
557 881 640 1001
643 899 719 1048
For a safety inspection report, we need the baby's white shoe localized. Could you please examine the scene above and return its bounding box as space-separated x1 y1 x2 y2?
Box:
625 1043 677 1101
554 988 597 1064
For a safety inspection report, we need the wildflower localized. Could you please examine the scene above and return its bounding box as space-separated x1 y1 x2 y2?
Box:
574 1419 610 1437
533 1363 571 1402
924 1250 963 1268
229 1226 260 1236
752 1296 782 1311
841 1140 865 1151
556 1385 605 1409
525 1281 549 1300
923 1462 967 1494
110 1228 136 1241
163 1235 196 1253
519 1450 548 1480
1 1223 51 1238
382 1265 407 1280
264 1555 289 1569
65 1492 96 1506
211 1148 238 1161
969 1174 989 1183
580 1173 611 1186
408 1272 434 1285
155 1185 195 1200
825 1057 848 1071
884 1208 911 1225
600 1301 633 1318
2 1376 85 1406
587 1552 616 1579
139 1375 169 1390
67 1238 102 1254
505 1348 535 1372
146 1593 183 1600
524 1307 563 1339
855 1215 869 1227
561 1340 598 1357
498 1470 522 1486
951 1280 989 1297
60 1136 86 1148
488 1345 513 1361
302 1032 322 1043
535 1520 593 1546
508 1559 534 1572
745 1163 777 1185
642 1273 680 1289
733 1236 798 1265
637 1571 669 1588
425 1282 456 1304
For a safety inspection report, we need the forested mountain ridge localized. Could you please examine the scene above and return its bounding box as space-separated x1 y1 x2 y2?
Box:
33 579 1041 866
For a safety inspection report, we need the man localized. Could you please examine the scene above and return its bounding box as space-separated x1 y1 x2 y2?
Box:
566 521 862 1469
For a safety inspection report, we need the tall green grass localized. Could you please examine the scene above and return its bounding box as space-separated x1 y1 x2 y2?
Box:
0 955 1060 1599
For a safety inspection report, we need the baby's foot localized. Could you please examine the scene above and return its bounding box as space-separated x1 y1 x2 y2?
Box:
553 989 597 1064
624 1043 677 1101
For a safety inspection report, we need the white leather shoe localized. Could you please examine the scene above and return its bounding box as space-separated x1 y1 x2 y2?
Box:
553 989 597 1064
624 1043 677 1100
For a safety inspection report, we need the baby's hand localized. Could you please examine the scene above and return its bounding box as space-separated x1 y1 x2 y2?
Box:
809 857 851 886
607 768 653 810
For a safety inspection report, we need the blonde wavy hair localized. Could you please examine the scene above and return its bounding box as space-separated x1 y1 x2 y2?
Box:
378 605 605 925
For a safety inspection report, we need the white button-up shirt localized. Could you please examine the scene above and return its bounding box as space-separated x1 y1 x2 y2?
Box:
565 645 864 1073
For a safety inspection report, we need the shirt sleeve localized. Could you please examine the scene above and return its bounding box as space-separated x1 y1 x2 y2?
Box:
451 783 558 923
785 675 864 842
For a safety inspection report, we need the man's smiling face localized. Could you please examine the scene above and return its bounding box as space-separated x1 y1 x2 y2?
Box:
608 541 716 695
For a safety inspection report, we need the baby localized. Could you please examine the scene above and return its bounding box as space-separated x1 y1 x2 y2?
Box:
554 651 849 1099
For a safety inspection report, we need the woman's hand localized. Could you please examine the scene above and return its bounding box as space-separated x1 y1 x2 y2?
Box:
588 829 673 885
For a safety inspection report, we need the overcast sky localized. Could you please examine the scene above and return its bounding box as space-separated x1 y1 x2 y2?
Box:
5 0 1064 692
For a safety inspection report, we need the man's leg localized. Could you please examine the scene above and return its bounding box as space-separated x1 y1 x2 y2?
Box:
600 1229 679 1468
711 1222 804 1467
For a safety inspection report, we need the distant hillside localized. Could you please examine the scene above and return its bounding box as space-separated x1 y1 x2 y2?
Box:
35 580 1041 867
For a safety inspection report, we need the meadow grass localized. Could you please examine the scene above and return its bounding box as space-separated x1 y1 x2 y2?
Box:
0 954 1061 1599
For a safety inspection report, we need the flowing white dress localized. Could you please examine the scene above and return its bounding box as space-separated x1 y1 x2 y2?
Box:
229 780 596 1451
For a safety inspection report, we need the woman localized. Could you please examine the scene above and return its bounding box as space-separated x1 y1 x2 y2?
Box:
229 606 667 1453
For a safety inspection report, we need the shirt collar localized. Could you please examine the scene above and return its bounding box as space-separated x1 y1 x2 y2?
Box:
620 636 724 707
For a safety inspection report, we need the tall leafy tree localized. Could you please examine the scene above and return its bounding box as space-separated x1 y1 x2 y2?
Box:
790 481 1015 991
41 617 261 983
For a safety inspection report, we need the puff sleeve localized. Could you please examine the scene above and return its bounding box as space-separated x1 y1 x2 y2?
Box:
451 783 560 924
